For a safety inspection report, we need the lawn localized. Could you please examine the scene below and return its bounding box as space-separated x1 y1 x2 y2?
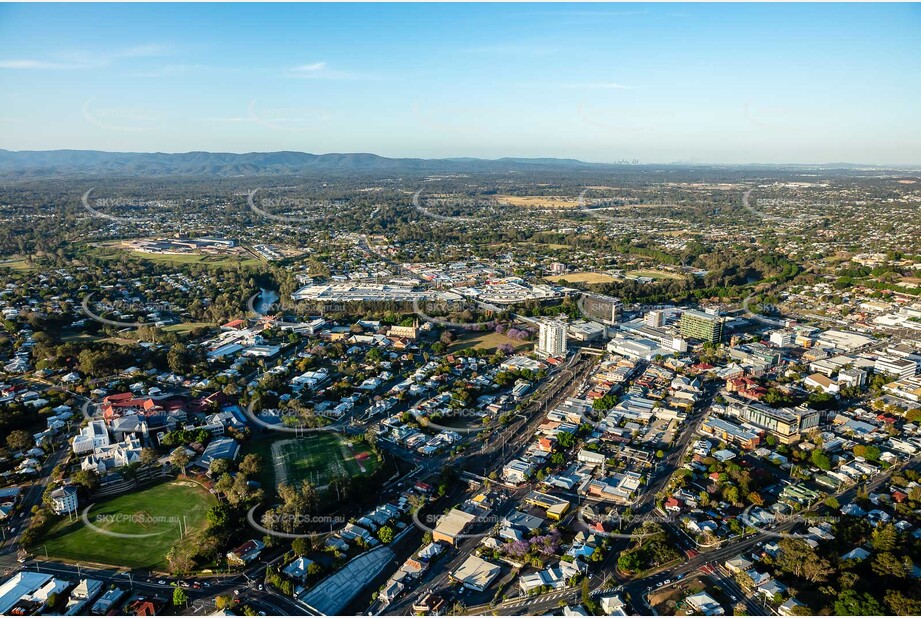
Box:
448 330 531 353
59 329 104 343
266 433 380 489
0 258 36 272
514 241 573 250
88 243 263 269
627 269 685 280
496 195 581 209
545 271 616 284
133 252 264 268
40 480 216 571
162 322 215 335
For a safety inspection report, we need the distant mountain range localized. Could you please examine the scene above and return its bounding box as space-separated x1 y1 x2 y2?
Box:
0 149 914 178
0 149 622 178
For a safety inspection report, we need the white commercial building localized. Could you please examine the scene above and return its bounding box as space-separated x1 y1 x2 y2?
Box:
838 367 868 388
291 283 433 303
645 310 665 327
72 420 109 454
769 330 795 347
883 375 921 403
875 355 919 379
816 330 875 352
567 320 605 342
606 334 671 361
537 320 567 358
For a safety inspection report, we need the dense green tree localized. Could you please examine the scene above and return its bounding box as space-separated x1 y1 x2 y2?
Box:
172 586 188 607
378 525 394 544
811 449 832 471
71 469 100 491
6 429 32 452
834 590 883 616
169 447 191 471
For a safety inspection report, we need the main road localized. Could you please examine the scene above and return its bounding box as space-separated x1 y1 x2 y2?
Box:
379 351 599 616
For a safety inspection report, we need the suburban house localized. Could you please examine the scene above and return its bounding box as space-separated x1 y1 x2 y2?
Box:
226 539 265 566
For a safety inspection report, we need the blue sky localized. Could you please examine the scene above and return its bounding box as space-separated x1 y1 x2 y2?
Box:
1 3 919 164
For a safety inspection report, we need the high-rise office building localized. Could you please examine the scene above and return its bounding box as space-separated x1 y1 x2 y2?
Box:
645 310 665 328
579 293 622 325
679 309 724 343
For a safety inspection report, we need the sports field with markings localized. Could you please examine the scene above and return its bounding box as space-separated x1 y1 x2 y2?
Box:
40 480 215 570
270 432 379 488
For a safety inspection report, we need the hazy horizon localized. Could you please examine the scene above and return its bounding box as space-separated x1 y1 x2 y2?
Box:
2 146 920 169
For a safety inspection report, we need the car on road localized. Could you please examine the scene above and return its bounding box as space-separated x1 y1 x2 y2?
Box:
730 595 738 601
157 580 166 585
234 589 241 596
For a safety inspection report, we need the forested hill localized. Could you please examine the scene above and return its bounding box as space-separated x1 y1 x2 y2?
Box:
0 149 620 178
